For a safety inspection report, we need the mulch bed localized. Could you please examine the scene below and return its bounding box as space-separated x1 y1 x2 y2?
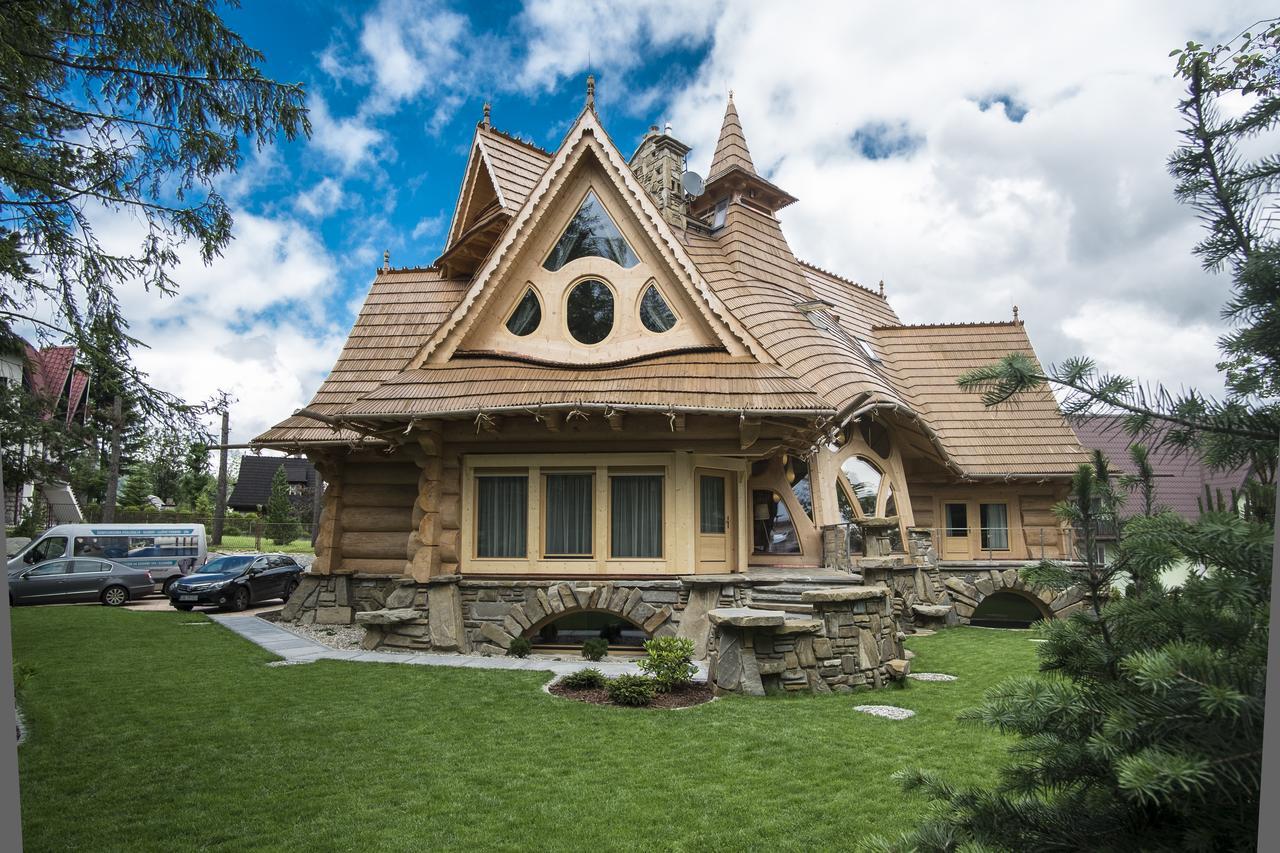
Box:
549 681 714 709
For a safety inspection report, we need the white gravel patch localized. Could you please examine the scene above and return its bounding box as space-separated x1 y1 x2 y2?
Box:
266 659 315 667
908 672 958 682
853 704 916 720
269 618 369 651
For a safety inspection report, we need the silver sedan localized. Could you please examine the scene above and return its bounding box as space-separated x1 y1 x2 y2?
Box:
7 557 155 607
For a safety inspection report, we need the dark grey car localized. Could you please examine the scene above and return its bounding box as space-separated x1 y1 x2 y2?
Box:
7 558 155 607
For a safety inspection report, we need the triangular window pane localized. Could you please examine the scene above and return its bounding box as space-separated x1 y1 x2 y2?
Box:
639 284 677 333
544 190 639 271
505 288 541 336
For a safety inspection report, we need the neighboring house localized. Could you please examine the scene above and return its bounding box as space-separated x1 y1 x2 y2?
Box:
227 456 318 515
1 339 89 526
253 90 1092 683
1073 414 1253 584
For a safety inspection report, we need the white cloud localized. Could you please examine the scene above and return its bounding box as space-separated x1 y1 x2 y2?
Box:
91 206 348 443
308 93 385 173
293 177 347 218
357 0 468 111
517 0 723 95
654 0 1269 396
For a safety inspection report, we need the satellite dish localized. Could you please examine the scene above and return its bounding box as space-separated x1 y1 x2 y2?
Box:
681 170 705 197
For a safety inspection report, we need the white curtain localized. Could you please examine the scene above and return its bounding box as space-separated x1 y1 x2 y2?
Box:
610 476 663 558
981 503 1009 550
477 476 527 558
545 474 592 555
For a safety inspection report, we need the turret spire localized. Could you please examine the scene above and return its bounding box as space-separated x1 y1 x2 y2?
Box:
708 93 757 179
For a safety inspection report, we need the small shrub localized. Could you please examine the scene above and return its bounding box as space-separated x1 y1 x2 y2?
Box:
581 638 609 661
606 674 655 707
638 636 697 692
507 636 532 658
561 668 606 689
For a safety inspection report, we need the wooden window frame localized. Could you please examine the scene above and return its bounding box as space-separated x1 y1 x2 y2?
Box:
540 469 595 559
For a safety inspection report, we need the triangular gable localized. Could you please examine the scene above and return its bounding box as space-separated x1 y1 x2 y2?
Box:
443 131 508 250
411 108 769 368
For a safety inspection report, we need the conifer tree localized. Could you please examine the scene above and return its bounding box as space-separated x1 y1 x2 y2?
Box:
264 465 299 546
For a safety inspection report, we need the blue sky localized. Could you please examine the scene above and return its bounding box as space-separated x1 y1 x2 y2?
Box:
101 1 1272 444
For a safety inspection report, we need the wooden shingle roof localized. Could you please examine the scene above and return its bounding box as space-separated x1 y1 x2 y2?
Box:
479 126 552 212
873 322 1090 475
343 352 831 418
708 96 756 179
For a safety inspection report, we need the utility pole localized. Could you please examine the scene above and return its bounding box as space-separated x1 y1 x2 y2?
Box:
102 394 122 522
213 406 229 546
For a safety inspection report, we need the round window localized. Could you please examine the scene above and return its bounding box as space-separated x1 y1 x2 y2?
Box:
565 279 614 344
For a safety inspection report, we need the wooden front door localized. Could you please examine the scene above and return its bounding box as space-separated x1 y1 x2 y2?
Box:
695 469 735 571
941 502 972 560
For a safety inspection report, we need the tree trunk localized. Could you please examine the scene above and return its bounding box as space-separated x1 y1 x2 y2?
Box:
212 409 228 545
102 395 122 522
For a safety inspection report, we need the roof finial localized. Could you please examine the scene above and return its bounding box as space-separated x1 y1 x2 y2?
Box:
382 249 390 272
878 279 885 298
728 88 734 101
1012 304 1020 322
585 74 595 109
481 101 491 129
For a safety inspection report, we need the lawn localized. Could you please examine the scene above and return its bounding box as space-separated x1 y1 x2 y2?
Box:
214 534 316 554
12 608 1039 851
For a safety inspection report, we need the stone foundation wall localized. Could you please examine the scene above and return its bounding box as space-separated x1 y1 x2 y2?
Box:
706 587 906 696
937 566 1089 622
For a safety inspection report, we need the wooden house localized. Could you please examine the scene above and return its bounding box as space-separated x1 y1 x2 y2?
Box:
255 85 1089 686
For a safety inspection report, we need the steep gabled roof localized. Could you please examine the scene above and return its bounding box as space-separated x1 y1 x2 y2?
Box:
254 267 469 445
873 321 1090 476
412 106 767 368
227 456 315 510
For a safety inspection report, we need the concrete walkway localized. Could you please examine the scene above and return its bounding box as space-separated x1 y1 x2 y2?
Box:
208 614 707 679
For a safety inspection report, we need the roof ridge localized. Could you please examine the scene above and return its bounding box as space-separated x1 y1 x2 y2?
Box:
872 320 1024 331
375 264 442 275
480 124 553 158
797 259 883 298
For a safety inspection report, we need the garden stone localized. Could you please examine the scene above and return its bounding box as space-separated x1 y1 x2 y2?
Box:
908 672 957 682
853 705 915 720
480 622 513 648
428 583 465 651
315 606 353 625
354 608 418 625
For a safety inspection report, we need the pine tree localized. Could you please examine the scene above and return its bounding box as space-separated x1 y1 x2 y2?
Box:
869 20 1279 851
118 465 152 509
264 465 300 546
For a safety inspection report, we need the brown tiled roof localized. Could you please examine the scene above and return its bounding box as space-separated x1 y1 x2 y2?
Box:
342 351 832 417
873 322 1090 475
254 267 469 444
708 96 756 179
479 126 552 212
1072 415 1252 520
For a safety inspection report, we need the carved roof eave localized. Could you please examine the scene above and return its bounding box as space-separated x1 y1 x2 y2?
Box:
690 165 798 216
434 207 511 278
407 108 772 368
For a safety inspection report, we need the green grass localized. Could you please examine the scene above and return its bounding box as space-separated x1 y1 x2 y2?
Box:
12 609 1038 851
213 534 315 554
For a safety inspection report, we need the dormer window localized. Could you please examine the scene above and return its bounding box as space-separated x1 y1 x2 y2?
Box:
566 279 614 344
505 288 542 336
544 190 639 271
639 284 677 333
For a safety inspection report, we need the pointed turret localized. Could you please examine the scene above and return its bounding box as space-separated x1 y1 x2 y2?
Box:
708 93 756 179
691 93 796 223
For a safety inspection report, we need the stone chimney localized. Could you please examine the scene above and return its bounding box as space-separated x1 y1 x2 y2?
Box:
630 124 692 230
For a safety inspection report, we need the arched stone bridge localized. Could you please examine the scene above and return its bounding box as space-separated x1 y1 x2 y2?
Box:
940 567 1089 623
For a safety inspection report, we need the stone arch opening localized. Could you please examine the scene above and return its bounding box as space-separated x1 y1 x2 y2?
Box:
525 607 649 651
970 589 1052 628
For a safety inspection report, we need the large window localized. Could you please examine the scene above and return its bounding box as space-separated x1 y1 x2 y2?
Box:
565 279 614 344
610 474 664 558
752 489 800 554
839 456 883 515
544 473 592 557
476 475 528 558
544 190 639 271
783 455 813 520
980 503 1010 550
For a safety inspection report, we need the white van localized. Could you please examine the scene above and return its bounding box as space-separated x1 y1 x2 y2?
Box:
7 524 208 594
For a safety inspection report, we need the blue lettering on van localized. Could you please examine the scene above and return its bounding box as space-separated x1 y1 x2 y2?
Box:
89 528 197 536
